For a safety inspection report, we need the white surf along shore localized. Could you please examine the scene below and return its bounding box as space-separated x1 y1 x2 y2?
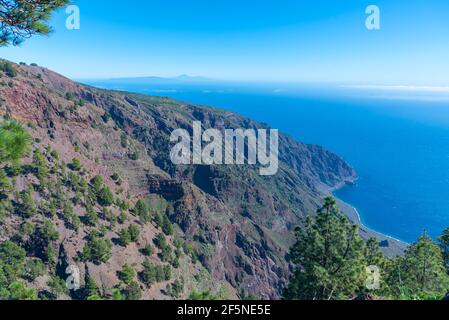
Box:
326 181 408 257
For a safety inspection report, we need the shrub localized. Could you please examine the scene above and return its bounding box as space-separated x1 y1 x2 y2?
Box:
65 92 75 101
162 215 174 236
134 200 150 223
111 172 120 181
123 281 141 300
0 61 17 78
118 264 135 285
81 231 112 264
118 228 131 247
140 260 171 286
128 224 140 242
97 187 114 207
0 120 32 164
141 244 154 257
69 158 82 171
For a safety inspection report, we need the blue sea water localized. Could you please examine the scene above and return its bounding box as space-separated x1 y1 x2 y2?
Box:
84 80 449 243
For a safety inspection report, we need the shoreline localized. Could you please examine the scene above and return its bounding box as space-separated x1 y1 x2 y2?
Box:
327 181 408 257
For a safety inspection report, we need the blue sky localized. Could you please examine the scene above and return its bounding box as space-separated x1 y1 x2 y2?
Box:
1 0 449 84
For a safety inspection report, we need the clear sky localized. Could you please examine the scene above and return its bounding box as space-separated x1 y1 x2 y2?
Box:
1 0 449 85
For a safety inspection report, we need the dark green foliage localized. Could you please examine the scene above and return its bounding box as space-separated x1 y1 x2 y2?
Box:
90 175 114 207
0 241 26 281
189 290 219 300
183 242 198 264
0 60 17 77
139 260 171 287
25 259 46 281
118 228 131 247
284 197 367 300
168 278 184 298
29 220 58 263
84 204 98 226
153 213 163 229
0 169 12 195
0 1 70 46
0 241 38 299
83 276 100 300
97 186 114 207
128 151 139 161
387 232 449 299
47 275 69 296
111 288 124 300
284 198 449 300
162 215 174 236
69 158 82 171
65 92 75 101
123 281 141 300
81 231 112 264
134 200 150 224
438 227 449 272
128 224 140 242
141 244 154 257
118 225 140 247
159 244 172 263
6 281 37 300
0 120 31 164
90 175 104 193
154 233 167 249
18 184 37 218
33 149 48 182
118 264 135 285
120 133 128 148
118 210 127 224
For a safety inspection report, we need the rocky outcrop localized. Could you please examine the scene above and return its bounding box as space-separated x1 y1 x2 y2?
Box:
0 61 356 299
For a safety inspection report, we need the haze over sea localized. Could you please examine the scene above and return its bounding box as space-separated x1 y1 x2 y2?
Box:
84 79 449 243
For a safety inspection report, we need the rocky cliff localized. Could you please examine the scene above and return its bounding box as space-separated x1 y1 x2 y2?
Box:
0 61 356 299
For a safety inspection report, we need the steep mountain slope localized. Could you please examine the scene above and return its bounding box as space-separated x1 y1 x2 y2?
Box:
0 61 356 299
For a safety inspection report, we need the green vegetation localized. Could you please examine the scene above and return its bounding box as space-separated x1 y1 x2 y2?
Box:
80 231 112 264
0 120 32 164
0 0 70 46
118 264 136 285
134 199 150 224
189 290 219 300
139 259 171 287
0 60 17 77
118 224 140 247
0 241 37 299
284 197 449 300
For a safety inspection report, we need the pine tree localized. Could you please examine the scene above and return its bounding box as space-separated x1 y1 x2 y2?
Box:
118 264 135 285
0 120 31 164
388 232 449 299
0 169 12 195
438 227 449 273
0 0 70 46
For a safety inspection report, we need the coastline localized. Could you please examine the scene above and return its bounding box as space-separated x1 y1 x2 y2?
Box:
327 181 408 257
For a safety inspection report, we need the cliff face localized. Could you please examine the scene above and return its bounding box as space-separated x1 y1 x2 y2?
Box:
0 62 356 299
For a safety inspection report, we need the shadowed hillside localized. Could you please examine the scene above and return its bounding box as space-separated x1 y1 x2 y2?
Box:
0 60 357 299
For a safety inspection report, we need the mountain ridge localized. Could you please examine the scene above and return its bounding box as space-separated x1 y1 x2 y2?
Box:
0 60 357 299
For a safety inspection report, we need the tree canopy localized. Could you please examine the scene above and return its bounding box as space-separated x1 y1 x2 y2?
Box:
0 119 32 164
0 0 69 46
284 197 449 300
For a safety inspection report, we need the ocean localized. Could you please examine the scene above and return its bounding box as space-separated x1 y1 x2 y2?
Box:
83 80 449 243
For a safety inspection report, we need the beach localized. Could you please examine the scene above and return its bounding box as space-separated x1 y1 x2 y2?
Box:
336 197 408 257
